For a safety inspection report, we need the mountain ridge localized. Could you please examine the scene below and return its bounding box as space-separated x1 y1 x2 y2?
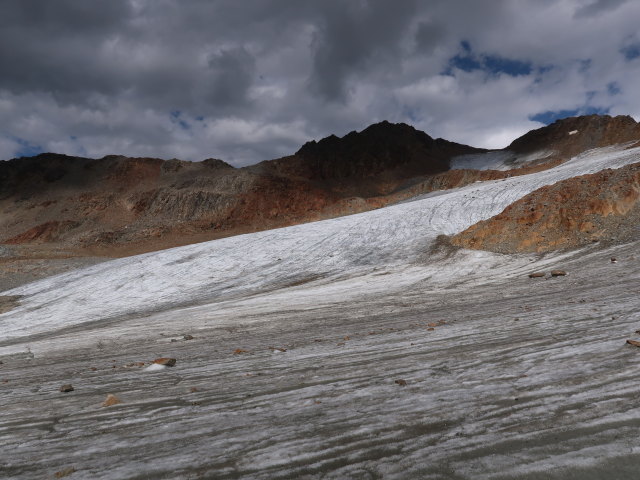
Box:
1 114 639 261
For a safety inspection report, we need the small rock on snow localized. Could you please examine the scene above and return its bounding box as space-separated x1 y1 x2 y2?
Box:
153 357 176 367
102 394 122 407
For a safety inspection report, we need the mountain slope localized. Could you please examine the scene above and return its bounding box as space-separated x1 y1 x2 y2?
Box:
0 122 481 257
451 155 640 253
3 142 639 343
2 142 640 479
1 115 639 263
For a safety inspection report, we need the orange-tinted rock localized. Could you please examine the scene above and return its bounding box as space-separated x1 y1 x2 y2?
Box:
452 162 640 253
153 357 176 367
102 393 122 407
5 221 80 244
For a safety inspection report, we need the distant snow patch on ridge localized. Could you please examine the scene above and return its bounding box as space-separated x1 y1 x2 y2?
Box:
451 149 554 171
569 130 579 135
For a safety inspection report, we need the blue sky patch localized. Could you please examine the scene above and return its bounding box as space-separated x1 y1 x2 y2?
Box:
578 59 592 72
14 137 44 158
170 110 190 131
483 55 532 76
445 41 532 76
607 82 621 95
529 106 610 124
621 44 640 60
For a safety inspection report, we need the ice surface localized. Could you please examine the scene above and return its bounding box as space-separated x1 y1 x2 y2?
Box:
144 363 167 372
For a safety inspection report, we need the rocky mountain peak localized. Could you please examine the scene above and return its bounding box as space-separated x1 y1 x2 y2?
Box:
295 121 478 180
508 114 640 156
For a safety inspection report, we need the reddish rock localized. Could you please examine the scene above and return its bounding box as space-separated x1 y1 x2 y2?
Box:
5 220 80 244
153 357 176 367
453 161 640 254
102 393 122 407
59 384 74 393
626 339 640 347
395 379 408 386
55 466 77 478
528 272 546 278
551 270 567 277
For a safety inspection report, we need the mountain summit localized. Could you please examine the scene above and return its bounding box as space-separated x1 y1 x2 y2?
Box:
295 121 479 179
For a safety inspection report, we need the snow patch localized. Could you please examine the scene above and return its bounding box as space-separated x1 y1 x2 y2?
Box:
144 363 167 372
450 149 554 171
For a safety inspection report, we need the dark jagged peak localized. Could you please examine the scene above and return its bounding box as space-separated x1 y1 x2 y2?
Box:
201 157 234 169
295 120 481 180
0 153 94 193
508 114 640 156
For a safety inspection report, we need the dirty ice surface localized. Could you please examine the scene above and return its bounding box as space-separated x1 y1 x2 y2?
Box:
1 144 640 479
450 149 554 171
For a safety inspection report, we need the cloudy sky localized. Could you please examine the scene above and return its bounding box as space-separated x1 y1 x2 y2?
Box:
1 0 640 165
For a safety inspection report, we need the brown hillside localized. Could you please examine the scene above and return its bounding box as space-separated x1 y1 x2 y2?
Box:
451 162 640 253
0 122 482 257
508 114 640 158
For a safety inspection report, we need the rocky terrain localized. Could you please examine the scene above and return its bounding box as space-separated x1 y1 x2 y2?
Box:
2 115 638 267
452 153 640 253
0 122 481 258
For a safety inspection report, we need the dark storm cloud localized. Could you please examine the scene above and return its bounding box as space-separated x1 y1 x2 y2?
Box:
206 47 256 108
309 0 417 101
414 20 448 55
1 0 640 164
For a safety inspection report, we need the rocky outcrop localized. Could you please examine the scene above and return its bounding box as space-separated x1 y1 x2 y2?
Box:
0 295 21 314
508 115 640 159
5 221 80 244
451 162 640 253
295 121 479 180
